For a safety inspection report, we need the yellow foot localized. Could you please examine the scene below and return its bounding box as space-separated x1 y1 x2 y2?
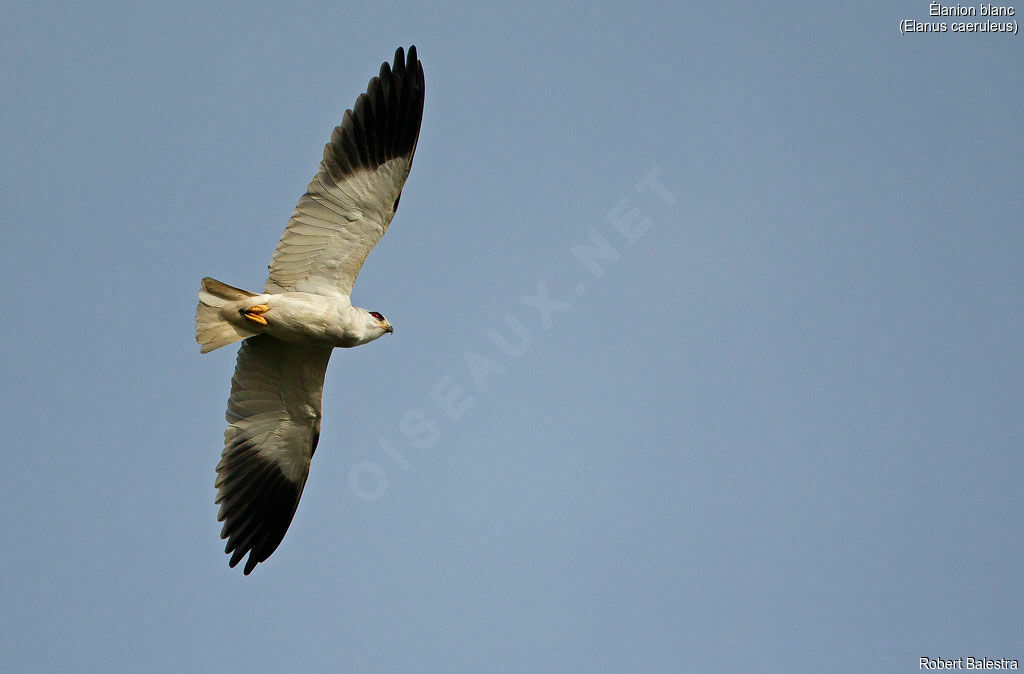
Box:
241 304 270 326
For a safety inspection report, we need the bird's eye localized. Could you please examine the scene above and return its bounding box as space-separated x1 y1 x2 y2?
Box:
370 311 384 321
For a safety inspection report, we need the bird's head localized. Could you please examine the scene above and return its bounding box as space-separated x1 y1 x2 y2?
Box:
366 309 394 337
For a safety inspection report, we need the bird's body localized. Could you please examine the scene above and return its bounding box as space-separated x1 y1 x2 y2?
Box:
198 279 390 349
195 46 424 574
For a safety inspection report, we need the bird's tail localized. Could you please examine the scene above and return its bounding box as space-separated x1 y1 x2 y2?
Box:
195 277 259 353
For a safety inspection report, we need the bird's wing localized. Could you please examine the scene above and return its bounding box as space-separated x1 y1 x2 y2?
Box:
265 45 425 298
214 335 333 574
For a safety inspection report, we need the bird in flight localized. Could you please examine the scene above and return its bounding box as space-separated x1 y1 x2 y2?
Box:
195 46 425 574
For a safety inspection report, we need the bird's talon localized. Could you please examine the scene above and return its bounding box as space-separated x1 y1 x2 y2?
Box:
241 304 270 326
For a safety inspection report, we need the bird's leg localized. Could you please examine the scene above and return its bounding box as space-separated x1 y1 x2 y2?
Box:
240 304 270 326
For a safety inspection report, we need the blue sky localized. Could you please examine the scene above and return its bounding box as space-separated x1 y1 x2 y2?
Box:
2 1 1022 671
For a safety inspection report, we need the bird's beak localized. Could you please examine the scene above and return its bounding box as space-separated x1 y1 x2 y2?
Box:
384 322 394 334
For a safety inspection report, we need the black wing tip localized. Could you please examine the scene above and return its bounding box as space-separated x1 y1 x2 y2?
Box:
396 44 419 70
215 447 304 576
398 43 424 95
322 45 425 176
